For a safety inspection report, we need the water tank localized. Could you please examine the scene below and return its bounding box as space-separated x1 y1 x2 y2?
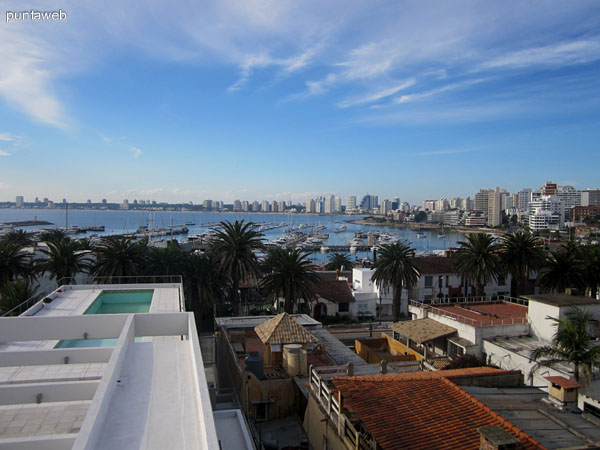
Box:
244 352 264 380
283 344 303 376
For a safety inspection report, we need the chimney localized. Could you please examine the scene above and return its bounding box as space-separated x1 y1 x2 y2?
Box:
477 426 519 450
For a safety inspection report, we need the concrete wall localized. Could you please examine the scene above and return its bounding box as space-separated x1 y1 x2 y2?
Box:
303 394 346 450
528 300 560 342
242 371 295 421
383 333 423 361
355 337 417 364
482 339 569 386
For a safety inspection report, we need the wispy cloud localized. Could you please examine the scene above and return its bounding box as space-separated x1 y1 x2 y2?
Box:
395 78 488 104
479 39 600 71
338 79 416 108
0 133 16 142
0 150 11 156
131 146 142 158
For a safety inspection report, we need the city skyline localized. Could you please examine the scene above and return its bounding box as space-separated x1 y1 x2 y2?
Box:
1 1 600 203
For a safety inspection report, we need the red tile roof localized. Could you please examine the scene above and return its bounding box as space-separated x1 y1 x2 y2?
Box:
545 376 583 389
332 375 545 450
314 280 355 303
411 256 456 274
339 366 518 382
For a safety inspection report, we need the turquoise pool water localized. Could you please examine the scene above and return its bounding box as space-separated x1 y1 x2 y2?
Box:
55 289 154 348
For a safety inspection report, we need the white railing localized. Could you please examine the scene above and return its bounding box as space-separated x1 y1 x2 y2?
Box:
309 366 374 450
408 296 529 327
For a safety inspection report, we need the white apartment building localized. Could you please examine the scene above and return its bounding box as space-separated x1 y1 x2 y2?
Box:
262 200 271 212
346 196 357 212
305 198 316 213
324 195 336 214
351 268 396 318
528 195 565 230
380 199 392 216
15 196 24 208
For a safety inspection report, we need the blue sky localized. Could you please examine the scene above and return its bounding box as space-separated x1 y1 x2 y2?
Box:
1 0 599 204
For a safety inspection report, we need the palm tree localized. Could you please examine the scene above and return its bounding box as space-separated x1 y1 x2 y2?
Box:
210 220 263 316
92 237 149 283
38 229 67 245
500 231 546 297
37 238 92 283
260 248 319 314
0 241 33 290
0 279 40 315
455 233 502 298
146 244 186 280
183 252 227 313
1 230 33 247
531 308 600 383
582 244 600 298
371 242 420 321
537 250 584 294
325 252 353 271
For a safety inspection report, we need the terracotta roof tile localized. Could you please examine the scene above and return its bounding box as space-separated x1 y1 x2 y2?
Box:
254 312 318 345
337 367 521 383
314 280 355 303
545 376 583 389
332 376 545 450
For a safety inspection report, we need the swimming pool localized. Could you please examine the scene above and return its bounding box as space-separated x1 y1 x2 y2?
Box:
55 289 154 348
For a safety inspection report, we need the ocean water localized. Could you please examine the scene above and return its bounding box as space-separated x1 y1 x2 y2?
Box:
0 208 466 261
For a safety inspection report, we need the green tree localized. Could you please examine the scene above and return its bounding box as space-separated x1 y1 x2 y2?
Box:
183 252 227 314
371 242 420 321
537 250 584 294
325 252 353 271
92 237 149 282
582 244 600 298
146 245 186 279
455 233 502 298
210 220 263 316
500 231 546 297
37 238 92 283
0 241 33 290
260 248 319 314
0 279 40 315
1 230 33 247
531 308 600 383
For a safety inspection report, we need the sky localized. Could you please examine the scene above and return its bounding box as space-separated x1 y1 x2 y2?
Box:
1 0 599 205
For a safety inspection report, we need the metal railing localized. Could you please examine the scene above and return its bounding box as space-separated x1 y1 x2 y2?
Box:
1 291 46 317
56 275 183 285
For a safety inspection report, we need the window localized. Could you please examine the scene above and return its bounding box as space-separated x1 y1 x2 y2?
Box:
424 276 433 288
448 342 464 359
338 302 349 312
255 403 269 421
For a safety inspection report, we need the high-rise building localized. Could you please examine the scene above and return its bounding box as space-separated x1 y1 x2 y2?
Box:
306 199 316 213
15 196 24 208
422 200 436 211
202 200 213 210
120 199 129 210
334 196 341 213
488 187 505 227
252 201 260 212
241 201 249 212
360 194 378 211
324 195 335 214
528 195 564 230
278 200 286 212
581 189 600 207
380 199 392 216
542 181 557 196
474 189 492 212
262 200 271 212
346 196 357 212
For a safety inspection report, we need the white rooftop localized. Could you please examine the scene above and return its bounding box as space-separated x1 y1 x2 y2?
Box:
0 283 251 450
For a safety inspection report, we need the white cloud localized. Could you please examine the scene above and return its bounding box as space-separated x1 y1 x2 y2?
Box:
131 147 142 158
338 79 415 108
479 39 600 70
0 133 16 142
0 150 11 156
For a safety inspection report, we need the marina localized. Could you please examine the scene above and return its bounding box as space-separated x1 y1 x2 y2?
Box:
0 209 465 261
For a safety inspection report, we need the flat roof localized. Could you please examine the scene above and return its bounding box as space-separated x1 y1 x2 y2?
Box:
0 310 220 449
522 294 599 307
429 302 528 327
215 313 321 329
464 385 600 448
390 318 457 344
